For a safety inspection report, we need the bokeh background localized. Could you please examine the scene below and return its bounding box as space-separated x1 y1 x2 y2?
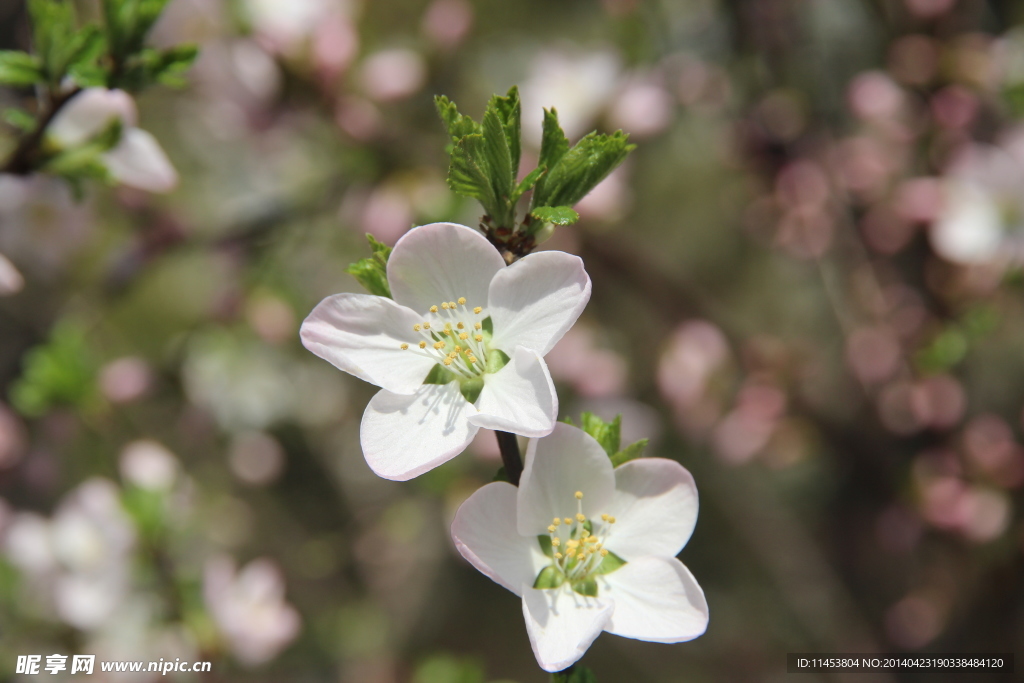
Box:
2 0 1024 681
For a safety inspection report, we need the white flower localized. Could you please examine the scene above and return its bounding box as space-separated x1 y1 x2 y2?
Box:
48 88 178 193
301 222 591 481
204 555 301 666
451 423 708 672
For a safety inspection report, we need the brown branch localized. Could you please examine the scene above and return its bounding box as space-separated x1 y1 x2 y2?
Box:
1 86 82 175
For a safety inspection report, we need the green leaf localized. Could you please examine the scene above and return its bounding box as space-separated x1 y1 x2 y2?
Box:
533 130 635 210
481 104 514 224
446 134 498 214
489 85 521 179
28 0 77 82
423 364 457 385
345 233 392 297
3 108 37 132
413 654 486 683
42 118 123 176
530 206 580 226
534 108 569 202
552 666 598 683
492 466 510 483
533 565 565 590
537 534 554 558
459 376 484 404
610 438 648 467
574 412 621 458
591 550 627 575
0 51 45 87
435 94 481 142
510 165 546 205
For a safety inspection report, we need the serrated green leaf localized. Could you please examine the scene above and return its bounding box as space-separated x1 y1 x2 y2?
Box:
510 165 546 205
435 94 481 141
530 206 579 226
345 233 393 297
533 565 565 590
28 0 77 82
534 108 569 202
534 130 635 210
490 85 521 178
447 133 498 214
481 105 514 223
610 438 647 467
577 412 621 457
0 51 45 87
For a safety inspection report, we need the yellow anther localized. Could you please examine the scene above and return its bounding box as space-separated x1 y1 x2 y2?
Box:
576 513 586 523
600 549 609 557
419 341 427 349
553 518 562 526
459 332 469 340
548 525 557 533
554 552 563 559
449 301 456 308
475 335 483 342
468 356 478 363
430 305 439 313
474 322 481 330
441 302 449 310
566 549 576 558
575 491 583 500
454 345 462 352
400 343 409 350
565 540 579 549
585 536 598 544
551 537 560 546
456 322 465 329
458 297 466 305
413 324 421 331
473 306 482 314
443 358 453 366
608 516 616 524
444 323 452 330
600 514 610 521
422 322 430 330
434 341 445 350
564 518 572 525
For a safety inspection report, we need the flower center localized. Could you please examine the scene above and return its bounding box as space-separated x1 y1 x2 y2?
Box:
533 491 626 597
399 296 495 379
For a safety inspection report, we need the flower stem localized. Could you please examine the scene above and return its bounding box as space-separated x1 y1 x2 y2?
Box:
495 430 523 486
1 87 82 175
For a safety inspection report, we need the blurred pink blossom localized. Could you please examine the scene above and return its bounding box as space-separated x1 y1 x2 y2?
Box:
545 324 627 398
0 403 26 470
99 357 153 404
712 382 786 464
228 431 286 486
845 326 902 385
903 0 956 19
204 556 301 666
0 251 23 295
520 49 621 144
885 593 946 648
120 441 179 490
848 71 906 123
421 0 473 49
359 49 427 102
658 321 730 435
608 76 674 138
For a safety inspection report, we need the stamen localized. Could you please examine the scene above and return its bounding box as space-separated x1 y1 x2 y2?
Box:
441 302 449 310
422 322 430 330
575 513 585 523
457 322 465 329
400 343 409 350
473 307 482 314
574 491 583 500
430 305 439 313
474 322 481 330
443 358 453 366
458 297 467 305
419 341 427 349
413 324 421 331
553 518 562 526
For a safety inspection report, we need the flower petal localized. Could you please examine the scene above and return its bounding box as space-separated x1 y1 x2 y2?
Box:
522 586 613 672
468 347 557 437
603 458 698 560
603 556 708 643
360 382 478 480
488 251 591 356
103 128 179 193
49 88 137 147
300 293 437 394
451 482 549 597
387 222 506 314
518 423 615 536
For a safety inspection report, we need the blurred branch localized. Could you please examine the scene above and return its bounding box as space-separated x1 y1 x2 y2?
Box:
0 86 81 175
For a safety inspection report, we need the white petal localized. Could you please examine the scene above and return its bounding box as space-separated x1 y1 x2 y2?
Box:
451 482 549 597
360 382 478 480
489 251 591 356
468 347 557 437
518 423 615 535
523 586 613 672
387 222 506 314
301 292 437 394
103 128 179 193
49 88 137 147
603 556 708 643
603 458 698 560
930 183 1003 265
0 251 24 296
